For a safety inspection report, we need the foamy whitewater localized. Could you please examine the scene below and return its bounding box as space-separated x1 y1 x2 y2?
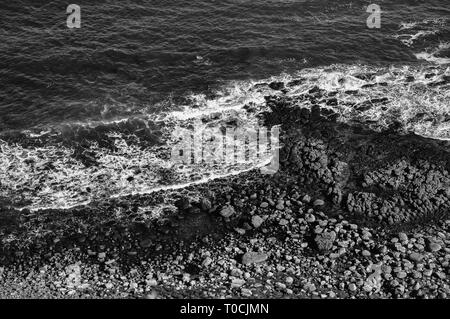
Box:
1 14 449 211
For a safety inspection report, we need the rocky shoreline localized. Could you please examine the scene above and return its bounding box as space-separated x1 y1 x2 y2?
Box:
0 93 449 299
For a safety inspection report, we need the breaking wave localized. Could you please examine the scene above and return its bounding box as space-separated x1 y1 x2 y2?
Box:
0 81 276 211
1 42 449 212
394 17 450 65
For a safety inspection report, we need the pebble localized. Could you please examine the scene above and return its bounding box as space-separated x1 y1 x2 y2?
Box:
105 283 114 289
276 282 287 289
242 252 268 265
362 250 371 257
146 279 157 287
140 239 152 248
398 232 408 242
285 277 294 284
397 271 407 279
200 198 212 211
241 288 252 297
220 205 235 218
305 283 316 292
302 195 311 203
313 199 325 207
408 252 424 263
182 273 191 282
202 257 213 267
251 215 264 228
231 278 246 288
429 243 442 252
315 231 336 252
305 214 316 223
423 269 433 277
175 198 191 210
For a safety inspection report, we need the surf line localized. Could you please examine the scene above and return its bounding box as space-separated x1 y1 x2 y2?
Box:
15 157 273 212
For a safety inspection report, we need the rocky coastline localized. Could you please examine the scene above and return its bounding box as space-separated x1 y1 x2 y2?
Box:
0 92 449 299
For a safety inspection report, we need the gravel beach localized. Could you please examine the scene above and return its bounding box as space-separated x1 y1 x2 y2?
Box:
1 88 448 299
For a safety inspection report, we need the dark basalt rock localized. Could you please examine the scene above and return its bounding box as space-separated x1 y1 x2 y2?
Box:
175 197 191 210
263 94 450 226
287 79 305 87
268 81 285 91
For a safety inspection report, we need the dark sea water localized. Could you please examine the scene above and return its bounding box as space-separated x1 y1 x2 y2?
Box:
0 0 449 211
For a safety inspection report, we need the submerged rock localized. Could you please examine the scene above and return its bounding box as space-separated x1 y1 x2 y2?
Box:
269 81 285 91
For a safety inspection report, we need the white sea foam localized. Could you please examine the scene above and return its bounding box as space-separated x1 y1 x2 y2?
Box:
286 65 450 138
415 43 450 65
394 18 449 65
1 63 449 212
0 79 277 211
395 30 437 47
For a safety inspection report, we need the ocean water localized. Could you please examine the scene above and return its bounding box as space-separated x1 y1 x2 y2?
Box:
0 0 449 211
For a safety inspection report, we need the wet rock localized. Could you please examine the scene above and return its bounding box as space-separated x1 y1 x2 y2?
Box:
326 98 338 106
287 79 304 87
308 86 322 94
269 82 285 91
254 82 268 89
